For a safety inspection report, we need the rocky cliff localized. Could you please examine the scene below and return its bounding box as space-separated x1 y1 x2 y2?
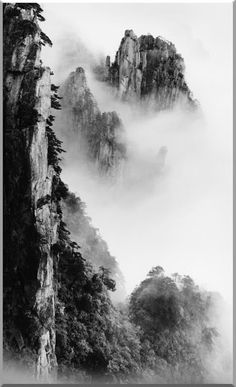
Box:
3 5 127 381
58 67 126 175
3 3 60 380
95 29 197 110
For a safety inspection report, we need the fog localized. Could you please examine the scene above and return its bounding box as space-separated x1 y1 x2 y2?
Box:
40 1 232 371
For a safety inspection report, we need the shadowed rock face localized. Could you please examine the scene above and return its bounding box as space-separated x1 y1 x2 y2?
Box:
3 3 58 381
96 29 197 110
58 67 126 175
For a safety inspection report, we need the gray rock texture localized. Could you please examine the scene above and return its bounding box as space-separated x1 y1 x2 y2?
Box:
95 29 197 110
59 67 126 175
3 4 58 381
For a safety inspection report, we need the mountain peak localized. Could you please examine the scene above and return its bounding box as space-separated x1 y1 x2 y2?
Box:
75 66 85 74
95 29 198 110
124 29 137 39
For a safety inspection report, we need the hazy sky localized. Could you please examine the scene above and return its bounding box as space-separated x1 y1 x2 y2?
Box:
41 2 233 306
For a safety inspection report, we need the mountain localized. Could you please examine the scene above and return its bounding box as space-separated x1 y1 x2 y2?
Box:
57 67 126 175
94 29 197 110
3 3 59 380
3 5 223 384
3 3 124 381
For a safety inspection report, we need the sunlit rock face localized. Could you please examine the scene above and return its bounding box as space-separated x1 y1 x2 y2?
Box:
96 29 197 110
3 4 58 381
59 67 126 176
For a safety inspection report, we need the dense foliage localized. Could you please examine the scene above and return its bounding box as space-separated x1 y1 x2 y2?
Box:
46 113 65 174
129 266 218 383
55 249 141 383
54 262 219 383
62 192 125 300
54 192 142 382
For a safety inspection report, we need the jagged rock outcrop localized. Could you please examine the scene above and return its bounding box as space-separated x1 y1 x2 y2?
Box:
58 67 126 175
95 29 197 110
3 3 58 381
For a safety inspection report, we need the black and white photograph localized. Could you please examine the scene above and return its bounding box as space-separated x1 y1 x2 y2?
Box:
2 1 233 384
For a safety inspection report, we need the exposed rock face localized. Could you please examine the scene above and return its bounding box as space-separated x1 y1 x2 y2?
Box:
3 4 58 381
58 67 126 175
96 29 197 110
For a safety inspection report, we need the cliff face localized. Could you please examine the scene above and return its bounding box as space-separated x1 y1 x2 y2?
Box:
58 67 126 175
3 5 127 382
3 4 58 380
96 29 197 110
